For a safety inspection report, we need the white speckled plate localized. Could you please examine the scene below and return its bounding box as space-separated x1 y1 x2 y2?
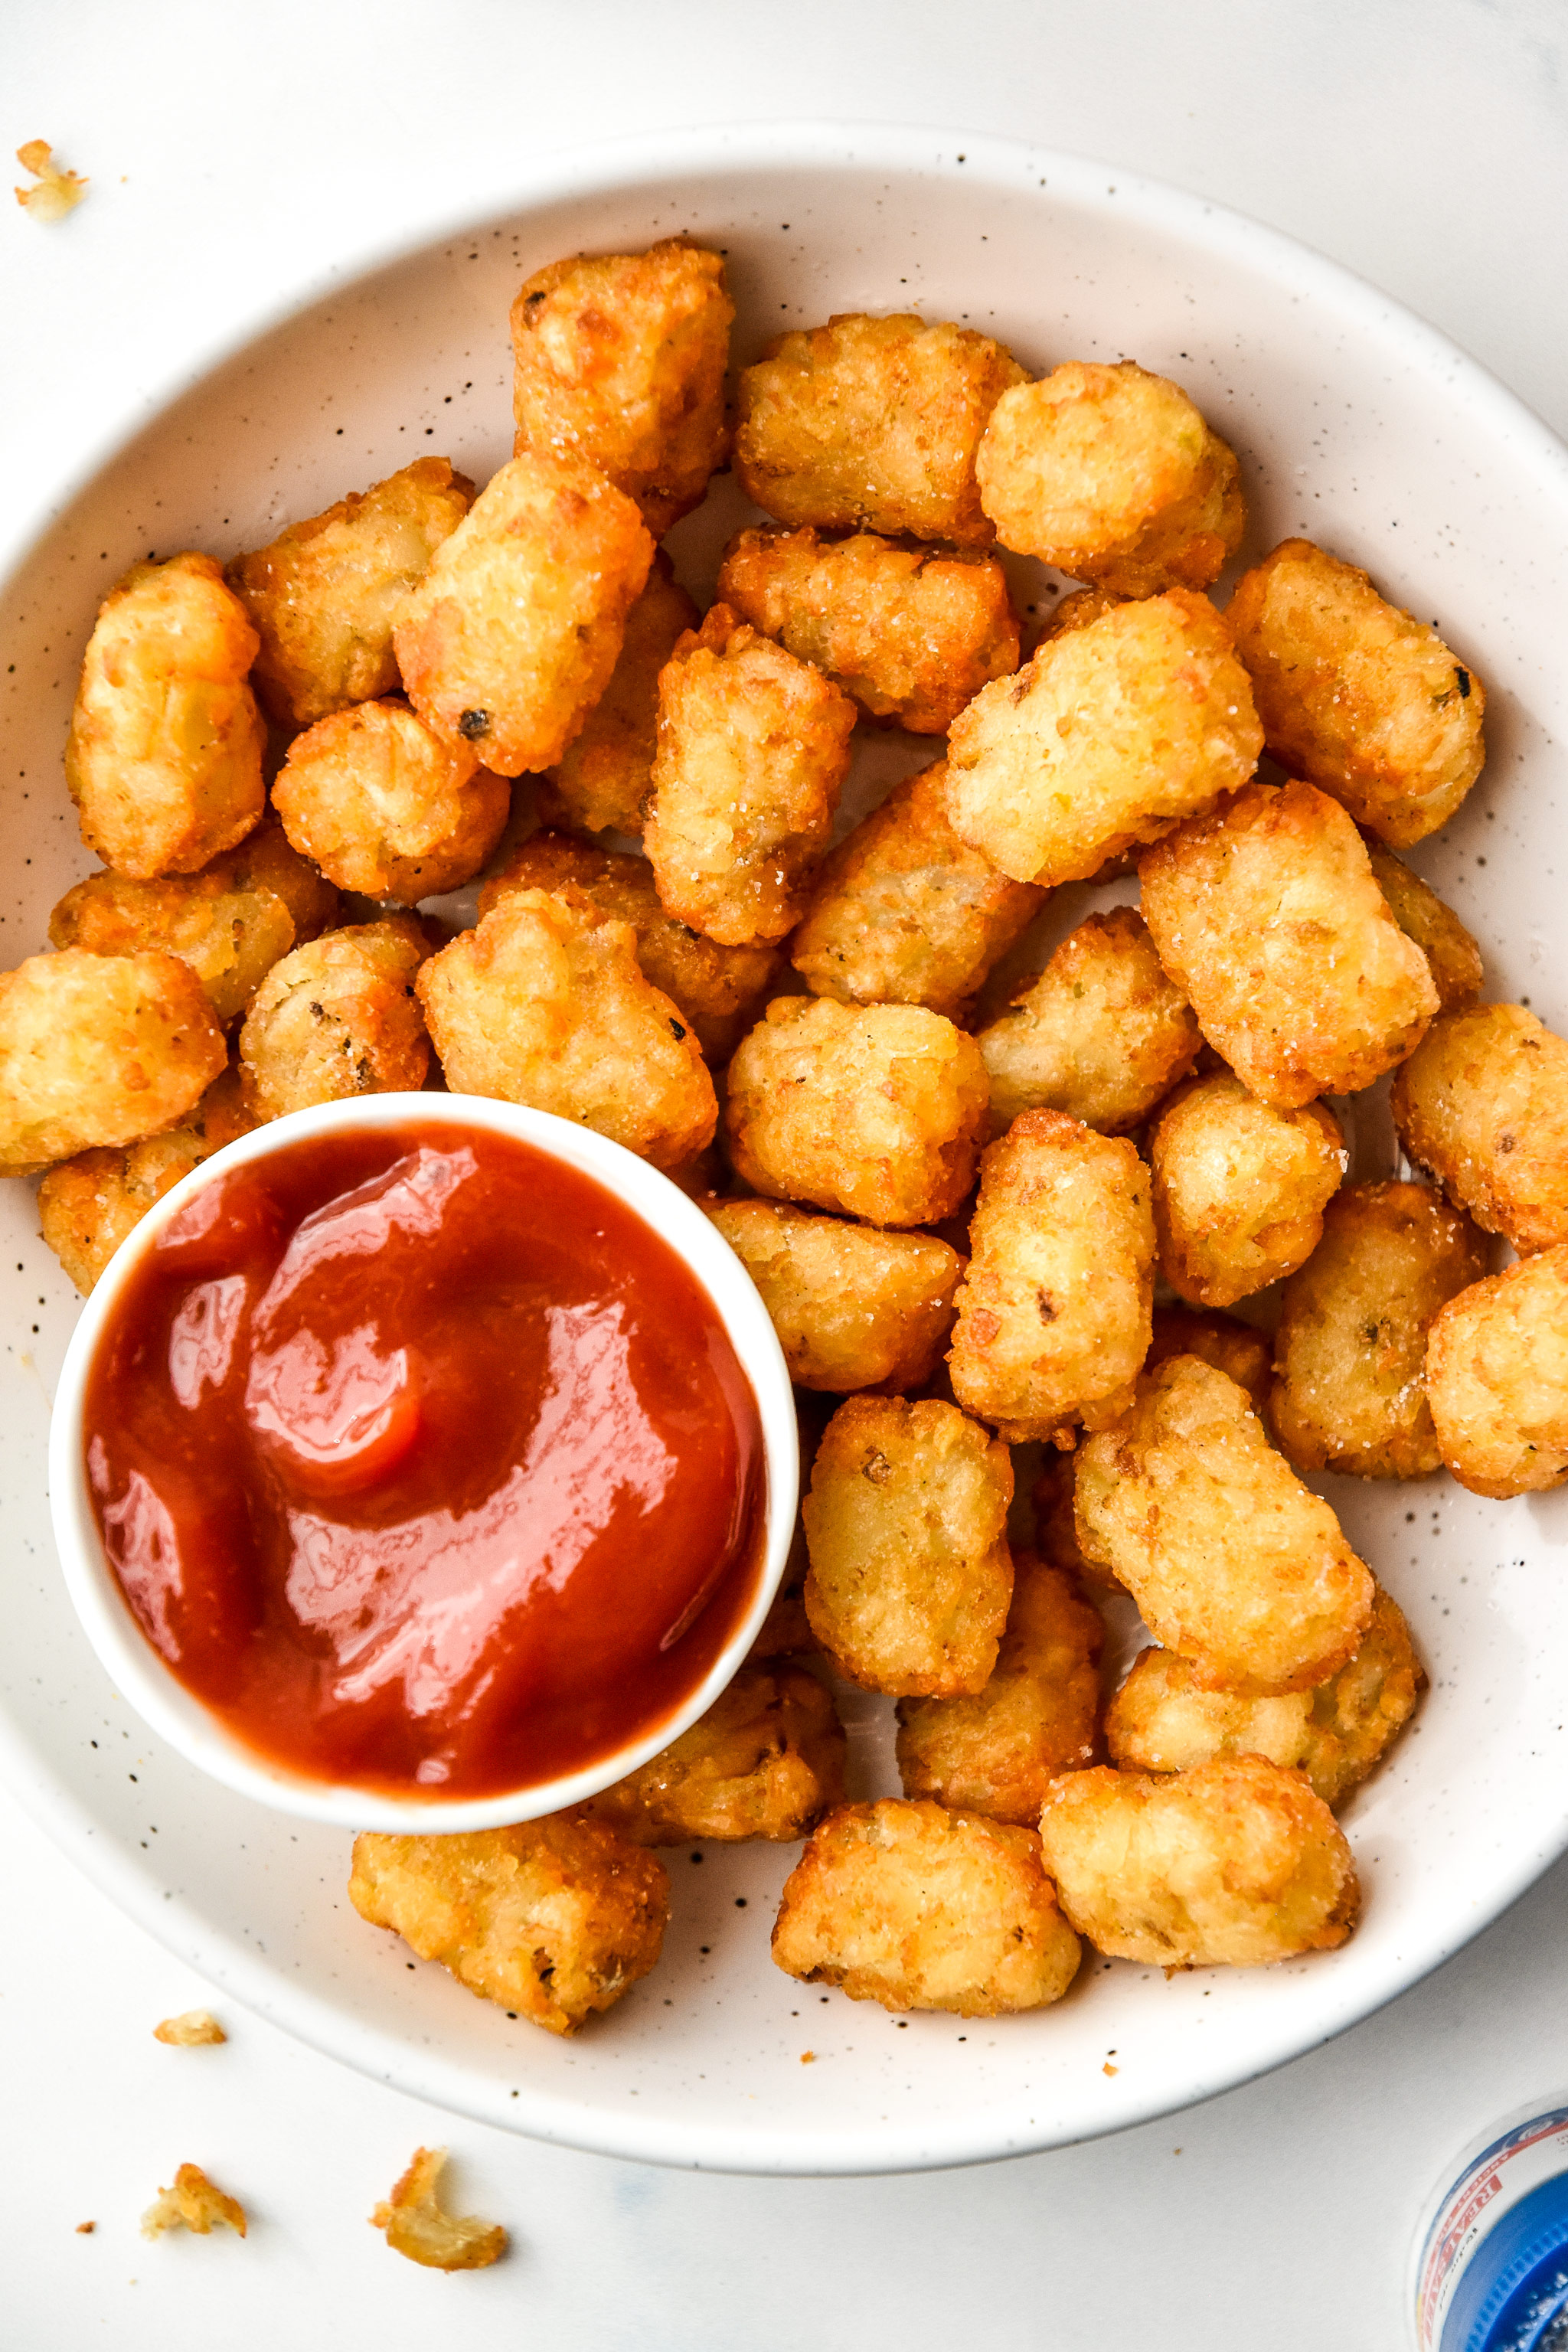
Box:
3 123 1567 2176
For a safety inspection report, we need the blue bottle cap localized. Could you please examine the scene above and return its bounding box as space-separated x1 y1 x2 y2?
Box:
1445 2173 1568 2350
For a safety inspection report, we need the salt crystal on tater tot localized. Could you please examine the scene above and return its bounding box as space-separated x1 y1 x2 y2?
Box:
1425 1243 1568 1498
239 917 431 1121
580 1664 846 1846
1228 537 1485 847
644 604 856 947
392 452 654 778
707 1200 961 1393
789 762 1044 1019
67 554 266 880
1037 1756 1359 1966
272 698 510 906
735 312 1025 547
1074 1356 1374 1696
771 1798 1081 2016
976 361 1245 596
1391 1002 1568 1254
1139 779 1438 1107
717 528 1020 733
38 1065 254 1293
1149 1072 1346 1308
725 996 988 1228
802 1396 1014 1697
416 887 716 1171
945 588 1261 886
541 552 697 838
1363 841 1483 1015
947 1109 1154 1446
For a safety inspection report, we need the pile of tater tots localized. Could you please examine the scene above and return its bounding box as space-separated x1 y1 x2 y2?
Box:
17 235 1568 2039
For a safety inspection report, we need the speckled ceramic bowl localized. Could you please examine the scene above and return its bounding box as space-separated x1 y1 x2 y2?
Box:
2 123 1566 2174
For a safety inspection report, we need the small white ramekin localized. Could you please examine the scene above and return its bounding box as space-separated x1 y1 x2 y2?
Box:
47 1092 797 1832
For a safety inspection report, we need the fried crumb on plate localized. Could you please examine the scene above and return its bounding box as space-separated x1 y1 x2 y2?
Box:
15 140 87 221
141 2162 247 2241
370 2147 507 2271
75 2220 95 2235
152 2008 227 2047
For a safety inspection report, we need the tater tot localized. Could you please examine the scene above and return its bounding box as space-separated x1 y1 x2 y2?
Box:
541 552 697 837
1149 1073 1345 1308
735 312 1026 547
1364 841 1483 1014
771 1798 1081 2016
717 528 1020 732
789 762 1044 1018
238 917 431 1121
977 906 1201 1135
1228 537 1485 846
975 361 1245 596
707 1199 961 1392
1106 1585 1423 1809
66 553 266 879
50 859 290 1028
0 949 227 1173
227 457 473 729
392 451 654 778
1139 779 1438 1106
38 1066 254 1293
948 1109 1154 1446
1390 1003 1568 1254
1031 1452 1121 1592
416 888 716 1170
1271 1181 1488 1478
802 1396 1014 1697
1146 1305 1273 1423
580 1665 846 1845
1426 1244 1568 1498
509 240 733 536
643 604 856 946
478 830 779 1062
1037 1756 1359 1966
897 1557 1103 1825
945 589 1262 886
271 698 510 905
348 1818 668 2037
1073 1356 1374 1695
725 996 988 1228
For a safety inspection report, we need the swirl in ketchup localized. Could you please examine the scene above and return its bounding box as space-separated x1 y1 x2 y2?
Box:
83 1123 766 1799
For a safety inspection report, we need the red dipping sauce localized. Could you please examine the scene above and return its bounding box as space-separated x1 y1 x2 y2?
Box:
83 1123 766 1800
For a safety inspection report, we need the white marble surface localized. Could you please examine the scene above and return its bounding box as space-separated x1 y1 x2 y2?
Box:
5 3 1568 2344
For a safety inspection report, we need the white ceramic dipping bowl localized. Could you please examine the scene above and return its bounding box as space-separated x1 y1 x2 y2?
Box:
46 1092 799 1832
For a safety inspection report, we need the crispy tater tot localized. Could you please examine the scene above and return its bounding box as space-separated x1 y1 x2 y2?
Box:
580 1665 846 1845
977 906 1202 1135
644 604 856 946
349 1818 669 2037
1074 1356 1374 1695
1271 1181 1488 1478
0 949 226 1174
1364 841 1483 1015
38 1066 253 1292
1139 779 1438 1107
945 589 1261 886
416 888 716 1170
541 553 697 837
51 860 291 1027
717 528 1020 732
1228 537 1485 846
66 553 266 879
975 361 1245 596
726 997 989 1227
1426 1244 1568 1498
771 1798 1081 2015
238 917 430 1122
271 698 510 905
802 1396 1014 1697
478 830 779 1062
707 1200 961 1392
392 451 654 778
227 457 473 729
735 312 1025 547
897 1557 1103 1824
948 1109 1154 1446
1149 1073 1346 1308
1390 1003 1568 1254
1146 1305 1273 1422
789 762 1044 1018
509 240 733 536
1106 1585 1423 1808
1037 1756 1359 1966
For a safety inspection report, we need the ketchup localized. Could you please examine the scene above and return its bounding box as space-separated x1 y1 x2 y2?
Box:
83 1124 766 1800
